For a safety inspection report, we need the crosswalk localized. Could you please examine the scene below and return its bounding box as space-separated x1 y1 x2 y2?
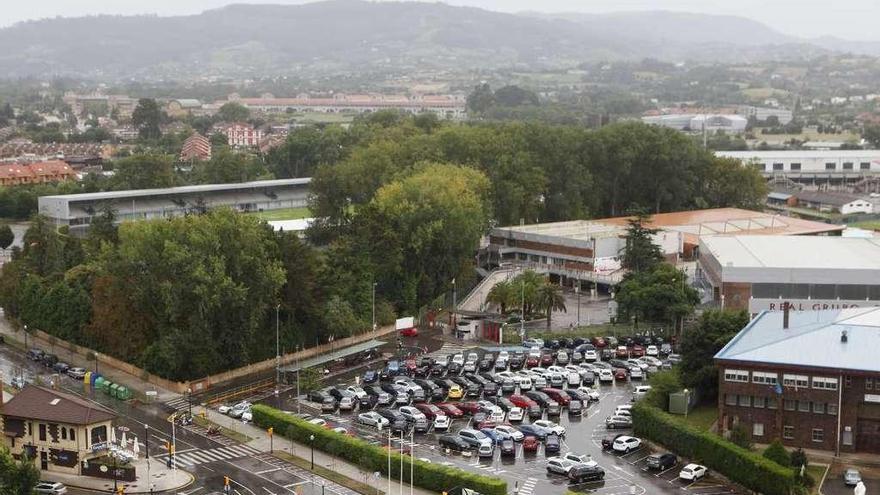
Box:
163 396 191 411
156 444 261 467
518 477 538 495
253 453 360 495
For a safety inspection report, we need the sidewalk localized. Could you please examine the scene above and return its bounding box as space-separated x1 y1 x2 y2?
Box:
42 458 193 494
204 409 436 495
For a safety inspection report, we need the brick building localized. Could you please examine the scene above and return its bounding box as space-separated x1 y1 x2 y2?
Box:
215 123 264 148
179 133 211 162
715 306 880 454
0 160 76 186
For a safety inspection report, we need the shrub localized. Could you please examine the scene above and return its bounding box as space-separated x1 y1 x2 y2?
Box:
632 402 795 495
763 440 792 467
252 404 507 495
790 448 808 469
729 423 753 450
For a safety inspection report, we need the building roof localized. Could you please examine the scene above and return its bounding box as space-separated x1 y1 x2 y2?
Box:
700 235 880 270
793 190 867 207
715 307 880 373
172 99 202 108
493 220 623 241
716 149 880 159
1 385 116 425
40 178 311 203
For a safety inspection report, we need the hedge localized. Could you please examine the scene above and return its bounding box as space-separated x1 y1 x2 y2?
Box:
252 404 507 495
632 402 796 495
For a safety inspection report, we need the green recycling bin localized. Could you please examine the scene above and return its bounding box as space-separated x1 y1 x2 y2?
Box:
101 380 114 394
114 385 132 401
109 383 120 398
94 376 106 390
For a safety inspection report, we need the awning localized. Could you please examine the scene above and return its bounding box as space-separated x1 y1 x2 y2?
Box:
280 339 384 373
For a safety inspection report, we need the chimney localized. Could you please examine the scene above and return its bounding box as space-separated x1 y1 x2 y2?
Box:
841 329 848 343
782 302 790 329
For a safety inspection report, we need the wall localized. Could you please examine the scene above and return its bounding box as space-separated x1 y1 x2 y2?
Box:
721 282 752 310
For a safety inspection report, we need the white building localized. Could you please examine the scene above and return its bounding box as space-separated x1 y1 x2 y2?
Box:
716 150 880 176
738 105 793 125
642 114 747 134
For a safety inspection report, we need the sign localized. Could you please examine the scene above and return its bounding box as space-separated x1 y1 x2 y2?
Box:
395 317 415 331
865 394 880 403
748 298 880 313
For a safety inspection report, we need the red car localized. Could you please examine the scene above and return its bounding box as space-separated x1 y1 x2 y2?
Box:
456 401 483 416
631 345 645 357
541 388 571 407
435 403 464 418
525 355 540 368
592 336 607 348
613 368 628 381
522 436 539 452
540 352 554 366
414 403 443 420
404 359 418 373
400 327 418 337
509 394 539 410
476 419 497 429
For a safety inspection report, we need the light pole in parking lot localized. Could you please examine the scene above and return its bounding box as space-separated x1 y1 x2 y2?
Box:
309 434 315 470
372 282 377 334
275 304 281 386
684 388 690 418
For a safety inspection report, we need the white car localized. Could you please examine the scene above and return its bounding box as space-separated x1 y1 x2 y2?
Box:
433 415 451 430
546 457 577 475
615 404 633 415
636 356 661 372
531 374 548 388
515 375 533 391
597 369 614 382
633 385 652 400
34 482 67 495
332 426 348 435
358 411 389 428
679 464 708 481
228 401 252 418
496 371 516 380
613 408 632 418
338 395 356 410
489 407 505 423
547 366 566 375
628 366 643 379
646 345 659 357
583 349 598 362
533 419 565 436
345 386 368 399
498 351 510 361
308 418 327 427
399 406 427 422
467 352 479 363
218 403 233 414
562 452 598 468
566 371 581 387
577 386 601 402
612 436 641 453
452 354 465 366
241 411 253 422
494 425 524 441
507 407 525 422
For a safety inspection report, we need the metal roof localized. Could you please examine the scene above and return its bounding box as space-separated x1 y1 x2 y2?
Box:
40 178 311 203
715 307 880 372
700 235 880 270
717 149 880 159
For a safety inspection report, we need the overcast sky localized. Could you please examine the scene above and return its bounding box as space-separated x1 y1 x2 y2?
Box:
4 0 879 41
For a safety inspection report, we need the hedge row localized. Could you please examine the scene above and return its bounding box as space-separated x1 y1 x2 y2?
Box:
632 402 796 495
252 404 507 495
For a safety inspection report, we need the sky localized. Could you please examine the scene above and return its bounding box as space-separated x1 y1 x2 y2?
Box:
3 0 879 41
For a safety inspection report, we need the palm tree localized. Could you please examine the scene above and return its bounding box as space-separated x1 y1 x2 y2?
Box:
513 270 544 316
487 280 514 314
535 282 567 329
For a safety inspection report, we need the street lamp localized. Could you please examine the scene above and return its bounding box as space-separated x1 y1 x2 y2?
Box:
22 324 28 350
372 282 377 333
275 304 281 385
309 434 315 470
684 388 690 418
186 388 192 418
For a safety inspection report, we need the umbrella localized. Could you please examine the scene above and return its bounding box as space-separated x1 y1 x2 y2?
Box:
855 481 866 495
132 436 140 456
120 431 127 449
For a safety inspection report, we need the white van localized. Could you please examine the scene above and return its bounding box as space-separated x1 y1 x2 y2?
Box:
633 385 652 400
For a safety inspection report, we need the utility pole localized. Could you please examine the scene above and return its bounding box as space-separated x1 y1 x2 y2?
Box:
275 304 281 385
575 284 581 327
372 282 377 334
520 280 525 338
451 278 457 327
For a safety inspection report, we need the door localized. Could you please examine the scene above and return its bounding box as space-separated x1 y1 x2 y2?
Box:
856 419 880 453
40 451 47 470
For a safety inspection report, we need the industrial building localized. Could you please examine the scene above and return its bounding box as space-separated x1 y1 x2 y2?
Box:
717 150 880 177
38 178 310 234
716 307 880 454
641 114 748 134
697 236 880 313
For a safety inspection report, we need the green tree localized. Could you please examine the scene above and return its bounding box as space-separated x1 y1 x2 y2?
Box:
620 211 663 274
615 263 698 329
680 309 749 399
112 154 175 190
217 102 251 123
195 148 267 184
86 203 119 253
763 440 791 467
487 280 515 314
494 85 540 106
729 423 753 450
0 225 14 250
535 282 566 328
698 157 768 211
132 98 162 140
0 447 40 495
644 368 682 410
466 83 496 114
863 124 880 148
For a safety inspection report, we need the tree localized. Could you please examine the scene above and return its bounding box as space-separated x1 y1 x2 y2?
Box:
790 448 808 470
863 124 880 148
615 263 698 329
680 309 749 399
112 154 175 190
763 440 791 467
466 83 496 114
535 282 566 328
217 102 251 123
494 85 540 107
698 157 768 211
132 98 162 140
620 211 663 274
194 148 267 184
87 203 118 252
0 447 40 495
729 423 753 450
487 280 515 314
0 225 14 250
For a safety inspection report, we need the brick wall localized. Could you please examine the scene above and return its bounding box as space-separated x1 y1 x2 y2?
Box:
490 238 593 259
722 282 752 310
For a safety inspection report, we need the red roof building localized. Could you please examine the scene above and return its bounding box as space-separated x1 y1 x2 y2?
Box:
0 160 75 186
180 133 212 162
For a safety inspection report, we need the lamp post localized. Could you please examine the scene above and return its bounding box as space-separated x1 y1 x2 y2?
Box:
186 388 192 418
309 434 315 470
23 324 28 350
275 304 281 385
145 424 153 495
684 388 690 418
575 284 581 327
372 282 377 333
112 452 118 494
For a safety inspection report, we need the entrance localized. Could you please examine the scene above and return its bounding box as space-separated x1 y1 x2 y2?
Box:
856 419 880 453
40 451 47 470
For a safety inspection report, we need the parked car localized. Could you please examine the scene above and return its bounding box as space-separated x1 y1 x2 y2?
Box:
517 424 547 440
414 403 443 420
556 351 569 365
477 442 495 458
458 429 491 448
26 349 45 361
544 433 561 453
522 435 539 452
67 367 87 380
568 399 583 415
546 457 576 475
541 388 571 407
646 345 659 357
494 425 524 441
601 433 626 450
41 354 58 367
633 385 653 401
646 453 677 470
612 436 641 454
843 468 862 486
398 406 427 423
228 401 252 419
11 376 25 389
597 369 614 383
435 403 464 418
433 415 451 431
499 438 516 456
438 434 469 452
522 338 544 348
34 482 67 495
568 464 605 483
507 407 525 422
533 419 566 436
376 409 408 432
613 368 628 381
679 464 707 481
563 452 598 467
606 415 633 429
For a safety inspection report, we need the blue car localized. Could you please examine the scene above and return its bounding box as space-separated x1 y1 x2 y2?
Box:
480 428 502 443
363 370 378 384
517 424 547 440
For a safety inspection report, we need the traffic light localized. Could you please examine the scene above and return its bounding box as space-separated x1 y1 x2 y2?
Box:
165 441 170 451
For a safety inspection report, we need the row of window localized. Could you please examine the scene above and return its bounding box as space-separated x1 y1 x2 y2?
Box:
36 423 76 442
724 370 838 390
751 424 827 443
751 282 880 300
724 394 838 415
754 162 871 171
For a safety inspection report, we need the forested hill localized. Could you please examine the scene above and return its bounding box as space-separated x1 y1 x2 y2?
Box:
0 0 845 78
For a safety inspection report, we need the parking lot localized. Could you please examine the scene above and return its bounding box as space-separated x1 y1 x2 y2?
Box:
261 340 747 495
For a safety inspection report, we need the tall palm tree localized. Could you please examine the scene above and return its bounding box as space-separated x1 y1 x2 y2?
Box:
487 280 514 314
535 282 567 329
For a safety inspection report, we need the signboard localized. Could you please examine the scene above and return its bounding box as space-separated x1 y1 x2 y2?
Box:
865 394 880 403
395 317 415 330
748 298 880 313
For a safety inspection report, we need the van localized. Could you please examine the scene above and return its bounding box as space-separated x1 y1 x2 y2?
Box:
633 385 652 400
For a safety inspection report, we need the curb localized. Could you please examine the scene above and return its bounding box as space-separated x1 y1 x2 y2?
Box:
44 470 195 495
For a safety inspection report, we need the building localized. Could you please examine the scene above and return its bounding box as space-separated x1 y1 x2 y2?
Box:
166 99 204 118
641 114 748 134
179 133 211 162
716 150 880 177
737 105 793 125
216 123 264 148
226 93 467 120
715 307 880 454
38 178 311 234
62 92 136 119
789 190 873 215
0 161 76 186
698 235 880 313
0 385 118 476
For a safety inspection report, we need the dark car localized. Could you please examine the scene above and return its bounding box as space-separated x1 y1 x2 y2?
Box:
601 433 626 450
479 355 494 371
41 353 59 367
364 385 394 406
517 424 547 440
363 370 379 384
500 378 517 394
414 403 444 420
447 362 462 375
525 391 560 415
52 362 70 374
470 375 499 396
26 349 44 361
540 351 554 366
544 433 561 453
451 377 481 397
359 394 378 409
542 388 571 407
499 438 516 456
568 465 605 483
376 409 408 432
509 353 525 370
547 340 561 350
565 389 590 404
439 434 470 452
419 356 434 367
307 391 338 412
568 399 583 415
430 363 447 376
601 348 615 360
414 379 445 401
491 397 516 411
646 453 677 470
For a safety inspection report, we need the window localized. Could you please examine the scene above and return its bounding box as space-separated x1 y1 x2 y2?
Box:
867 378 874 390
784 399 796 411
846 376 852 388
739 395 752 407
861 162 871 170
773 163 784 171
753 423 765 436
725 394 737 406
754 163 766 171
844 162 854 170
725 369 749 383
828 403 838 415
753 372 779 385
826 162 836 170
69 429 75 441
798 400 811 412
753 396 766 408
768 397 778 409
812 377 838 390
61 427 67 441
812 429 824 443
783 426 794 439
783 374 809 389
813 402 825 414
791 163 802 171
38 424 46 442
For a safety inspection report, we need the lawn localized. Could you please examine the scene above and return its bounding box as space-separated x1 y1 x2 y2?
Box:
848 221 880 231
248 207 312 221
806 464 828 494
682 403 718 432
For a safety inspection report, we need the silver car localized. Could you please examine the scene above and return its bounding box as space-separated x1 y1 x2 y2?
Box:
34 482 67 495
844 468 862 486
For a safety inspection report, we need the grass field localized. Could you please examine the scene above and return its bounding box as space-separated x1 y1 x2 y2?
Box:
682 403 719 432
848 221 880 231
249 207 312 221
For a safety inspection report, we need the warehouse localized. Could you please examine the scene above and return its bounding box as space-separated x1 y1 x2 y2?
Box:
716 149 880 176
38 178 310 234
715 307 880 454
697 235 880 313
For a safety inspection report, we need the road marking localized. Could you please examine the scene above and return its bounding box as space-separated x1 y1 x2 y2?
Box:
256 468 281 475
